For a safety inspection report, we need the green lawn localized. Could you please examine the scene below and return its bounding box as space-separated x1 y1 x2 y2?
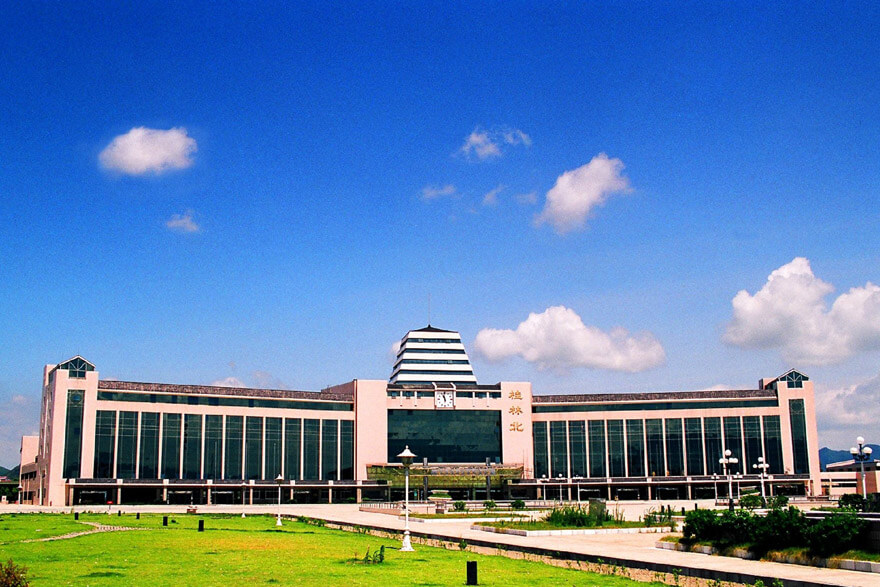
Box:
0 513 664 586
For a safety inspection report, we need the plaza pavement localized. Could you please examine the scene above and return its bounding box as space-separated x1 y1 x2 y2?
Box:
2 501 875 586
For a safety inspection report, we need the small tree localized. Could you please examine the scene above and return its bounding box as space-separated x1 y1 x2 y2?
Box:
766 494 788 510
510 499 526 510
452 500 467 512
482 500 496 511
0 560 29 587
740 494 764 510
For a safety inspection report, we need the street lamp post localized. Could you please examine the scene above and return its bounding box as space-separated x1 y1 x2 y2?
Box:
753 457 770 501
17 485 23 505
850 436 874 497
558 474 564 502
275 474 284 527
241 482 247 518
397 446 416 552
712 474 718 501
719 450 739 511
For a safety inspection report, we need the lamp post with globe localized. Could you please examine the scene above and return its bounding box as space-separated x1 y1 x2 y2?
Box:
753 457 770 501
850 437 874 497
397 446 416 552
719 450 739 511
275 474 284 527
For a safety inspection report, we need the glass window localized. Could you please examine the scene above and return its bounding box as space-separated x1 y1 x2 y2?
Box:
224 416 243 480
387 409 502 464
763 415 784 474
303 419 320 480
264 417 282 480
704 417 723 475
723 417 743 474
789 399 809 474
533 398 778 413
183 414 202 479
533 421 548 478
549 421 568 478
340 420 354 479
59 357 94 379
322 420 338 480
664 418 684 476
93 410 116 478
117 412 138 479
646 419 665 477
97 390 352 412
245 417 263 480
607 420 626 477
743 416 763 472
204 415 223 480
161 413 182 480
685 418 704 476
284 418 301 480
63 390 85 479
139 412 160 479
588 420 606 478
568 421 586 477
626 419 645 477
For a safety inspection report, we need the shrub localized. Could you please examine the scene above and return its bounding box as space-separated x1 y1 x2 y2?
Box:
452 501 467 512
752 507 807 555
482 500 496 511
766 494 788 509
683 509 720 543
867 493 880 513
740 494 764 510
807 513 867 557
715 509 756 547
0 560 29 587
838 493 865 511
543 505 601 528
511 499 526 510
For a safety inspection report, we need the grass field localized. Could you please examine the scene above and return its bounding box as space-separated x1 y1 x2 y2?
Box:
0 513 663 586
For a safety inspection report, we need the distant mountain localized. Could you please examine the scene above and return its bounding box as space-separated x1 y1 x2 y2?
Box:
820 444 880 471
0 465 20 480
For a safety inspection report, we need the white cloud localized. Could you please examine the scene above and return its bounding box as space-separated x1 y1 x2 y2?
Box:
502 129 532 147
389 340 402 363
458 127 531 160
516 191 538 205
99 127 197 175
535 153 631 234
482 185 504 207
815 373 880 448
723 257 880 365
211 377 246 388
421 184 457 200
474 305 666 373
252 371 288 390
165 210 200 233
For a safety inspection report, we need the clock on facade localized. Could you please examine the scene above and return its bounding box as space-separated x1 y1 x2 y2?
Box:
434 390 454 408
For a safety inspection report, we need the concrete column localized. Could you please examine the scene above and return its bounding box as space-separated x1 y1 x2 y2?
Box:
356 488 362 503
249 486 253 505
328 487 333 504
207 487 212 505
116 487 122 505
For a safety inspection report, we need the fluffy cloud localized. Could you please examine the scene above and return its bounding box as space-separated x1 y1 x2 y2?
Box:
99 127 197 175
482 185 504 207
421 184 457 200
815 373 880 448
516 191 538 205
458 127 531 160
165 210 200 233
723 258 880 365
211 377 246 388
536 153 631 234
474 305 666 373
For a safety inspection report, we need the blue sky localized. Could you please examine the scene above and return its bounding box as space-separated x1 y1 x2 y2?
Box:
2 2 880 464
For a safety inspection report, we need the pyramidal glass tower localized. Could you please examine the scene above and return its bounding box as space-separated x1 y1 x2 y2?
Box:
389 325 478 384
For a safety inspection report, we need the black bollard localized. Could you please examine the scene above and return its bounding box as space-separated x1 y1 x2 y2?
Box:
118 510 121 516
681 507 685 516
74 512 79 520
136 513 140 520
466 561 478 586
163 516 168 527
198 520 204 532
